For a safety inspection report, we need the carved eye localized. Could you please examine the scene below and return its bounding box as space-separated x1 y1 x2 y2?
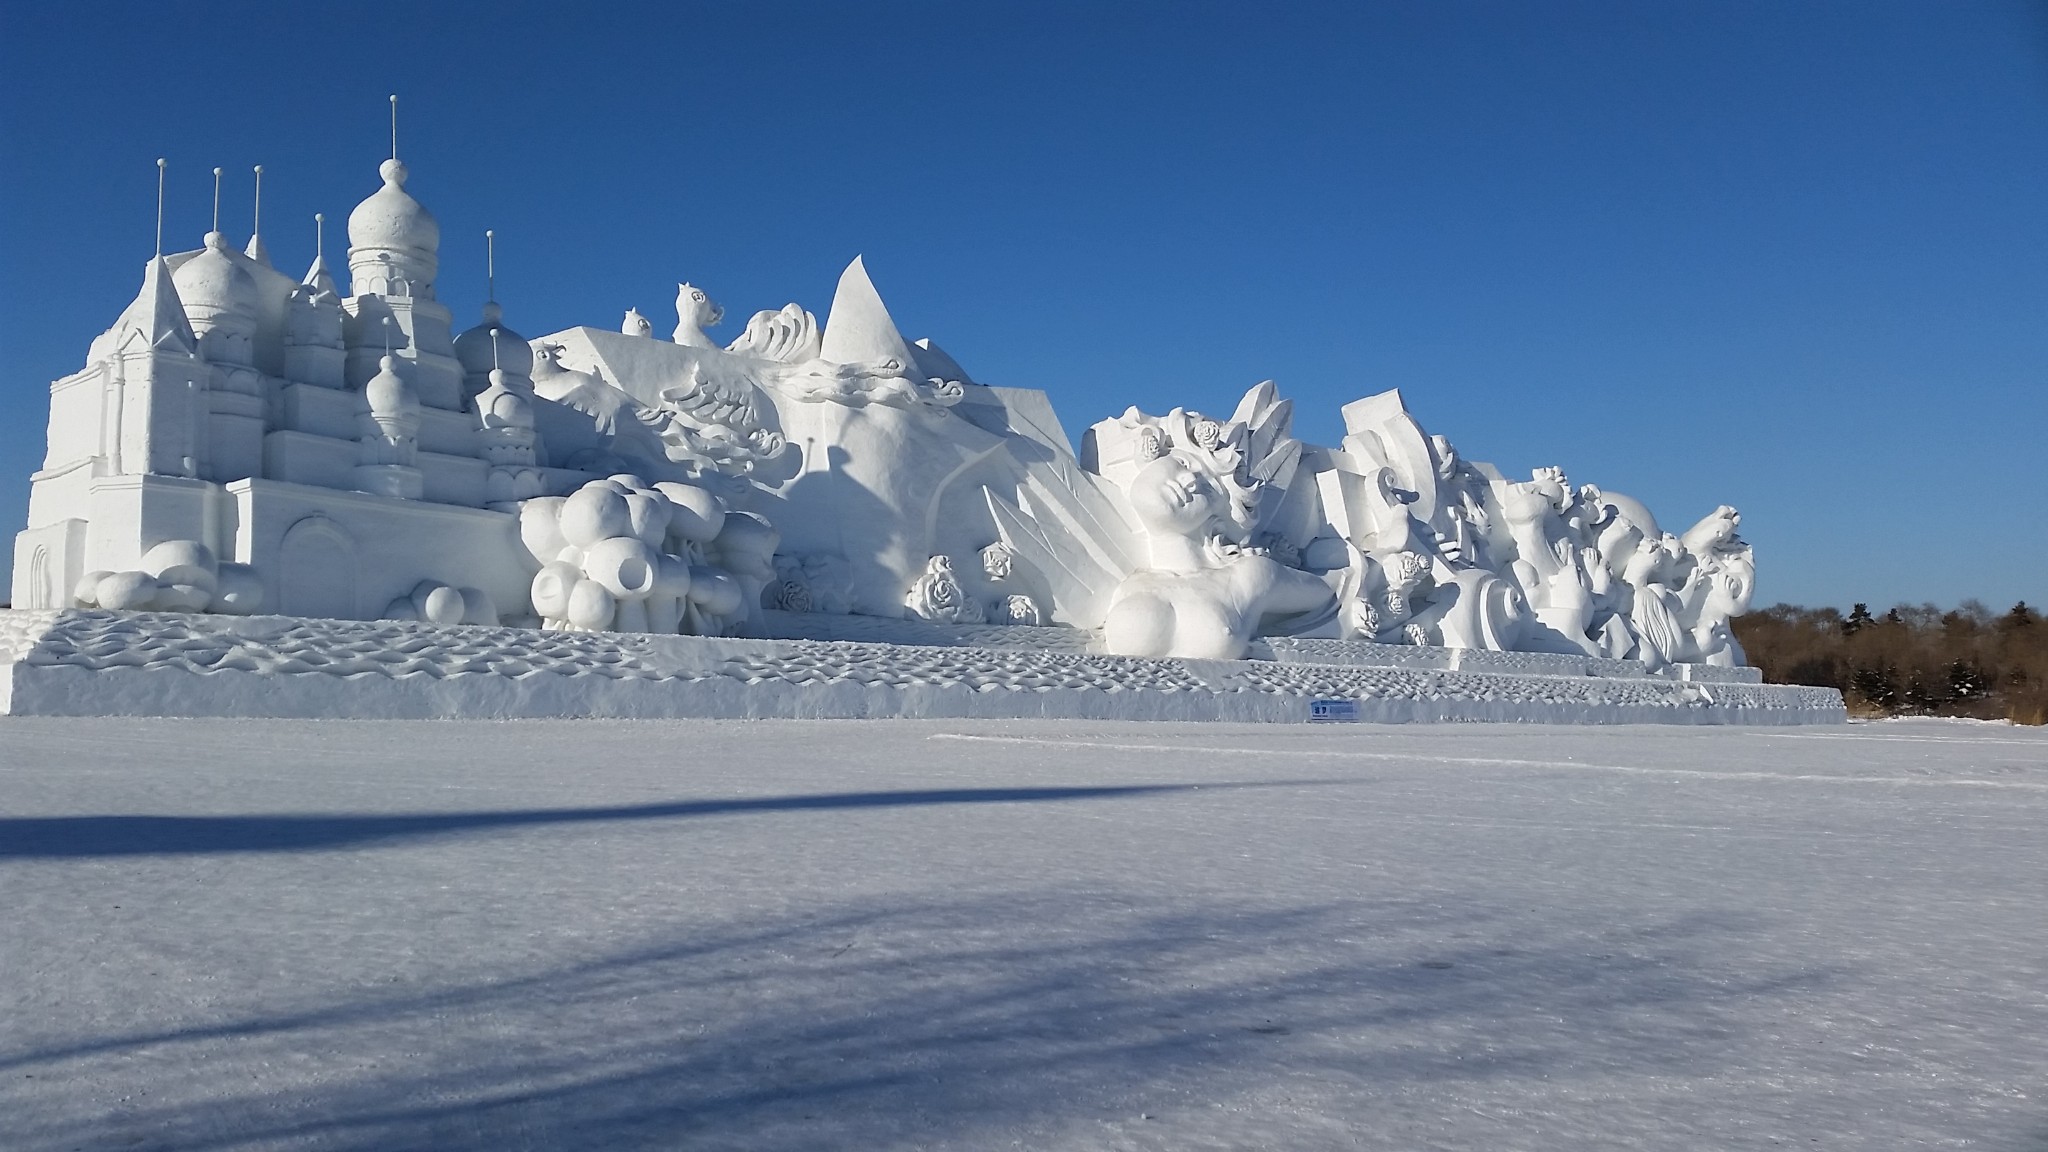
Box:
692 291 705 302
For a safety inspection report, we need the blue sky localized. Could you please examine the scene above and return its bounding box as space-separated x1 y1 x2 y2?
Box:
2 1 2043 611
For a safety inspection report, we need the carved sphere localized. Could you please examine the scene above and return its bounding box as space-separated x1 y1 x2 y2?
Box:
565 577 617 630
687 566 743 616
581 537 660 601
624 492 671 547
96 570 160 611
142 539 218 593
530 561 581 620
411 581 467 626
213 564 264 615
518 497 568 562
73 570 113 607
559 485 635 547
154 582 213 612
654 482 726 543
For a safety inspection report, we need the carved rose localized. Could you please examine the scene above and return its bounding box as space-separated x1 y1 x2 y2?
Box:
1190 419 1223 450
980 542 1014 581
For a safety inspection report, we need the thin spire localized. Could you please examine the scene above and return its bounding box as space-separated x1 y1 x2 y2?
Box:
153 158 167 258
382 316 393 357
491 328 501 371
486 229 496 302
245 165 271 265
389 94 399 161
314 212 325 262
210 167 222 235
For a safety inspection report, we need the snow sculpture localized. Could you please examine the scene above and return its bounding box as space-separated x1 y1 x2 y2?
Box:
8 129 1761 681
517 476 756 634
1101 452 1335 659
905 555 985 624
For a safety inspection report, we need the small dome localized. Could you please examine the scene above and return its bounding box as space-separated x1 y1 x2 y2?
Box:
454 302 534 377
363 354 417 416
347 159 439 254
481 372 535 428
173 232 261 318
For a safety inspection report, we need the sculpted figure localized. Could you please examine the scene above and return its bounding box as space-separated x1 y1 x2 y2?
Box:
673 283 725 348
1102 452 1334 660
623 308 654 338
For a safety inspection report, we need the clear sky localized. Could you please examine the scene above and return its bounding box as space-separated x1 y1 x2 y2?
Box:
1 1 2042 611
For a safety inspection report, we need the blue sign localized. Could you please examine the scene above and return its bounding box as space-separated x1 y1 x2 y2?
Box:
1308 698 1360 723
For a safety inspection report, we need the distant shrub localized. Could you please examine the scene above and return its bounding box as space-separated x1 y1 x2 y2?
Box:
1734 600 2047 722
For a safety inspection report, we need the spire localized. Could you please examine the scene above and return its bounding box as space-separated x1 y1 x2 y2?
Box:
300 212 338 298
485 229 495 302
153 158 166 258
90 255 197 364
390 94 399 162
245 165 270 266
209 166 223 240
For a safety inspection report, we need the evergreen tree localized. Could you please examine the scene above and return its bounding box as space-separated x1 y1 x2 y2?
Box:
1843 603 1874 634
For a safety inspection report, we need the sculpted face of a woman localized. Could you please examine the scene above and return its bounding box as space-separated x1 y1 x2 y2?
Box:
1128 453 1228 539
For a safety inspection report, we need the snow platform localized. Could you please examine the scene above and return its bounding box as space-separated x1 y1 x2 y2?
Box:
0 609 1843 724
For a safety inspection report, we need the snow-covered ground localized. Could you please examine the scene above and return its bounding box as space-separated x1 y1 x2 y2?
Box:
1 716 2042 1150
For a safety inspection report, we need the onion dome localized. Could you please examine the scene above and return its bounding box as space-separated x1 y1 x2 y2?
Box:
347 159 439 255
479 370 536 428
173 232 262 320
362 354 418 418
454 301 534 378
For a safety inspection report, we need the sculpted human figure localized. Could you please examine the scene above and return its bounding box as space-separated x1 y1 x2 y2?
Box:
1102 452 1334 660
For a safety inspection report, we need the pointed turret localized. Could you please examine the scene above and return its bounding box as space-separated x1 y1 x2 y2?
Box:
86 256 197 364
819 255 915 368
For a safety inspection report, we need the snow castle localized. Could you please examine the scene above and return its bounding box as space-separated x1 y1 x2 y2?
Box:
1 130 1843 724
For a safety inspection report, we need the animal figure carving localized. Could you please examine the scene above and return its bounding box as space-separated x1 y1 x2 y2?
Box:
673 283 724 348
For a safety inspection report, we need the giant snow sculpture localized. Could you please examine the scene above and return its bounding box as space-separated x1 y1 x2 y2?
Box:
10 144 1761 684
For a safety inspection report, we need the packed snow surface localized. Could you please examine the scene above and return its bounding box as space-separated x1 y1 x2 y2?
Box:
1 717 2042 1150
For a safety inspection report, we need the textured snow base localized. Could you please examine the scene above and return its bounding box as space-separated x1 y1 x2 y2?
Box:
1 717 2042 1150
0 609 1843 725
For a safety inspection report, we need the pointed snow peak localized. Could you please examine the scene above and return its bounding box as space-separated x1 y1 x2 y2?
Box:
244 232 272 268
819 254 914 369
89 256 196 364
300 253 339 299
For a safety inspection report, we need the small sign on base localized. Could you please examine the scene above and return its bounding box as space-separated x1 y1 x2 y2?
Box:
1308 698 1360 723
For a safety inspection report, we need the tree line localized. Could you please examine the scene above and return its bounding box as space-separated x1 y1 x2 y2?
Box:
1733 601 2047 724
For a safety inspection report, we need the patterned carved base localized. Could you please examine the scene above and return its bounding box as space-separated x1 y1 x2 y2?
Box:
0 610 1844 725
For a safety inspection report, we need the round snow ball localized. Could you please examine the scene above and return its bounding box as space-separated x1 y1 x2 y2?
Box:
155 583 214 612
606 473 650 492
96 570 161 611
212 564 264 615
581 536 660 601
710 511 777 566
686 566 743 616
411 582 467 626
558 485 635 547
654 552 694 599
458 587 499 626
141 539 218 591
518 497 568 562
73 570 114 607
530 561 582 619
565 577 617 630
655 482 726 543
624 492 672 547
